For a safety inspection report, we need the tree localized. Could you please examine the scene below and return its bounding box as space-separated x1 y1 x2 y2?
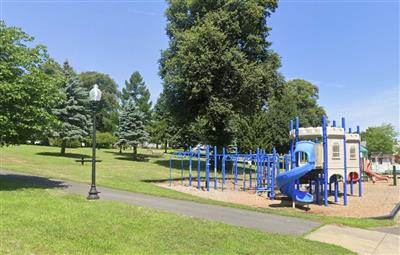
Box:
234 112 272 152
79 72 120 133
160 0 284 149
52 61 91 155
361 124 397 154
120 71 152 121
0 21 60 145
116 99 148 158
233 79 326 153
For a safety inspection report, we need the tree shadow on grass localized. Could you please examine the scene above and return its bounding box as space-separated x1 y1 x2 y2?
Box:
102 150 164 159
114 156 150 162
0 173 67 191
36 152 91 159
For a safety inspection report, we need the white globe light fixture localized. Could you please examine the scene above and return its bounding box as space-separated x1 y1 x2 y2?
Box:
89 84 102 102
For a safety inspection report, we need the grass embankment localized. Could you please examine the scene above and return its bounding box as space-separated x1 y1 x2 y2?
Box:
0 145 394 229
0 178 353 254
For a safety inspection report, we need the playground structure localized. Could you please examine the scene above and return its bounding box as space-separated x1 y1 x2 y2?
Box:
169 116 367 207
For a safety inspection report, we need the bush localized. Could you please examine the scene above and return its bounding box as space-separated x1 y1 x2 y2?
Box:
50 138 81 148
96 132 118 149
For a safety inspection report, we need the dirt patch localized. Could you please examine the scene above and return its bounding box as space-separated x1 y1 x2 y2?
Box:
157 179 400 218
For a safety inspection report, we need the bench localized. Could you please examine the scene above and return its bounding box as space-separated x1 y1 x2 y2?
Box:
75 157 103 166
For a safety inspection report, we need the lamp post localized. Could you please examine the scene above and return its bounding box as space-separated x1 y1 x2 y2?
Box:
87 84 102 200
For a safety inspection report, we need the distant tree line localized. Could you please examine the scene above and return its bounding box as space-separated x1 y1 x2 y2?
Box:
0 3 327 157
0 21 150 158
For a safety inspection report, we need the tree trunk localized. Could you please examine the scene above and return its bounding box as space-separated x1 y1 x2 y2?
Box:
164 140 168 153
156 143 159 149
119 145 122 154
133 144 138 159
60 140 66 156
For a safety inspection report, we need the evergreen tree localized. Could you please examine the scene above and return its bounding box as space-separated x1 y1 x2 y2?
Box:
116 99 148 158
52 61 91 155
120 71 152 121
160 0 284 149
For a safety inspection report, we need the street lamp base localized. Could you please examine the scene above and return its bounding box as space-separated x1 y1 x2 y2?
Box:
87 186 100 200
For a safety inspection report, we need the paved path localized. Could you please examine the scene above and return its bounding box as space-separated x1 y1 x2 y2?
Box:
0 170 320 236
373 225 400 236
306 225 400 255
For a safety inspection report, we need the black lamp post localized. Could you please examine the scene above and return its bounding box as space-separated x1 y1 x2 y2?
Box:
87 84 102 200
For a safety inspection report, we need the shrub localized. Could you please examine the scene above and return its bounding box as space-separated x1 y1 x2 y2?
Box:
96 132 118 149
50 138 81 148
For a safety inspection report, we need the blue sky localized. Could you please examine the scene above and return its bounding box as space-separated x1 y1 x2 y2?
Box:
1 0 399 133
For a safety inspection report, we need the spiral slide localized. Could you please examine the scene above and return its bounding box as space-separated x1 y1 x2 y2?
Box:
276 141 315 203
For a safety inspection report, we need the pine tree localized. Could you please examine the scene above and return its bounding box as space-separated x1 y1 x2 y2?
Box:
52 61 91 155
116 99 148 158
120 71 152 122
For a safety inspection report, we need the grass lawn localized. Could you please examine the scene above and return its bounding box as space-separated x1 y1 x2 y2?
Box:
0 145 394 229
0 178 354 254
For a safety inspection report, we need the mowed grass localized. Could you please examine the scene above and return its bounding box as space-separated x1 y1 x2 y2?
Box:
0 145 394 229
0 178 353 254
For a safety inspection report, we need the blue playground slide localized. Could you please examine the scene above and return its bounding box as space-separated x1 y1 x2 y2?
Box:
276 141 316 203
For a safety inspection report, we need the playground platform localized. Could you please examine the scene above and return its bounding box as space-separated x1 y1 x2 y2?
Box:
160 181 400 218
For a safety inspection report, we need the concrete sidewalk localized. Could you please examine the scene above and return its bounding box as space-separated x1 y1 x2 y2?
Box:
0 170 320 236
306 225 400 255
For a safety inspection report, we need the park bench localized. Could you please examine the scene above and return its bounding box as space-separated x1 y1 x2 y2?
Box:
75 157 102 166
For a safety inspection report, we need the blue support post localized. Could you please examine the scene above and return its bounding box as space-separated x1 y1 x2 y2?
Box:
169 157 172 187
290 119 294 169
332 120 336 127
256 148 259 191
249 150 252 188
206 145 210 191
284 155 289 172
242 158 246 191
181 157 184 185
295 117 299 144
222 147 226 187
214 145 217 190
322 116 329 207
316 177 320 204
189 146 192 187
270 148 276 200
197 145 201 190
342 117 348 205
334 177 338 204
295 117 300 186
357 126 362 197
234 158 238 191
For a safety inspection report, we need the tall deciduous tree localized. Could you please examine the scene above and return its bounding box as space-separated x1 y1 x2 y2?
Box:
264 79 326 153
160 0 283 149
0 21 60 145
79 72 119 132
120 71 152 121
52 61 91 155
361 124 397 154
116 99 148 158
